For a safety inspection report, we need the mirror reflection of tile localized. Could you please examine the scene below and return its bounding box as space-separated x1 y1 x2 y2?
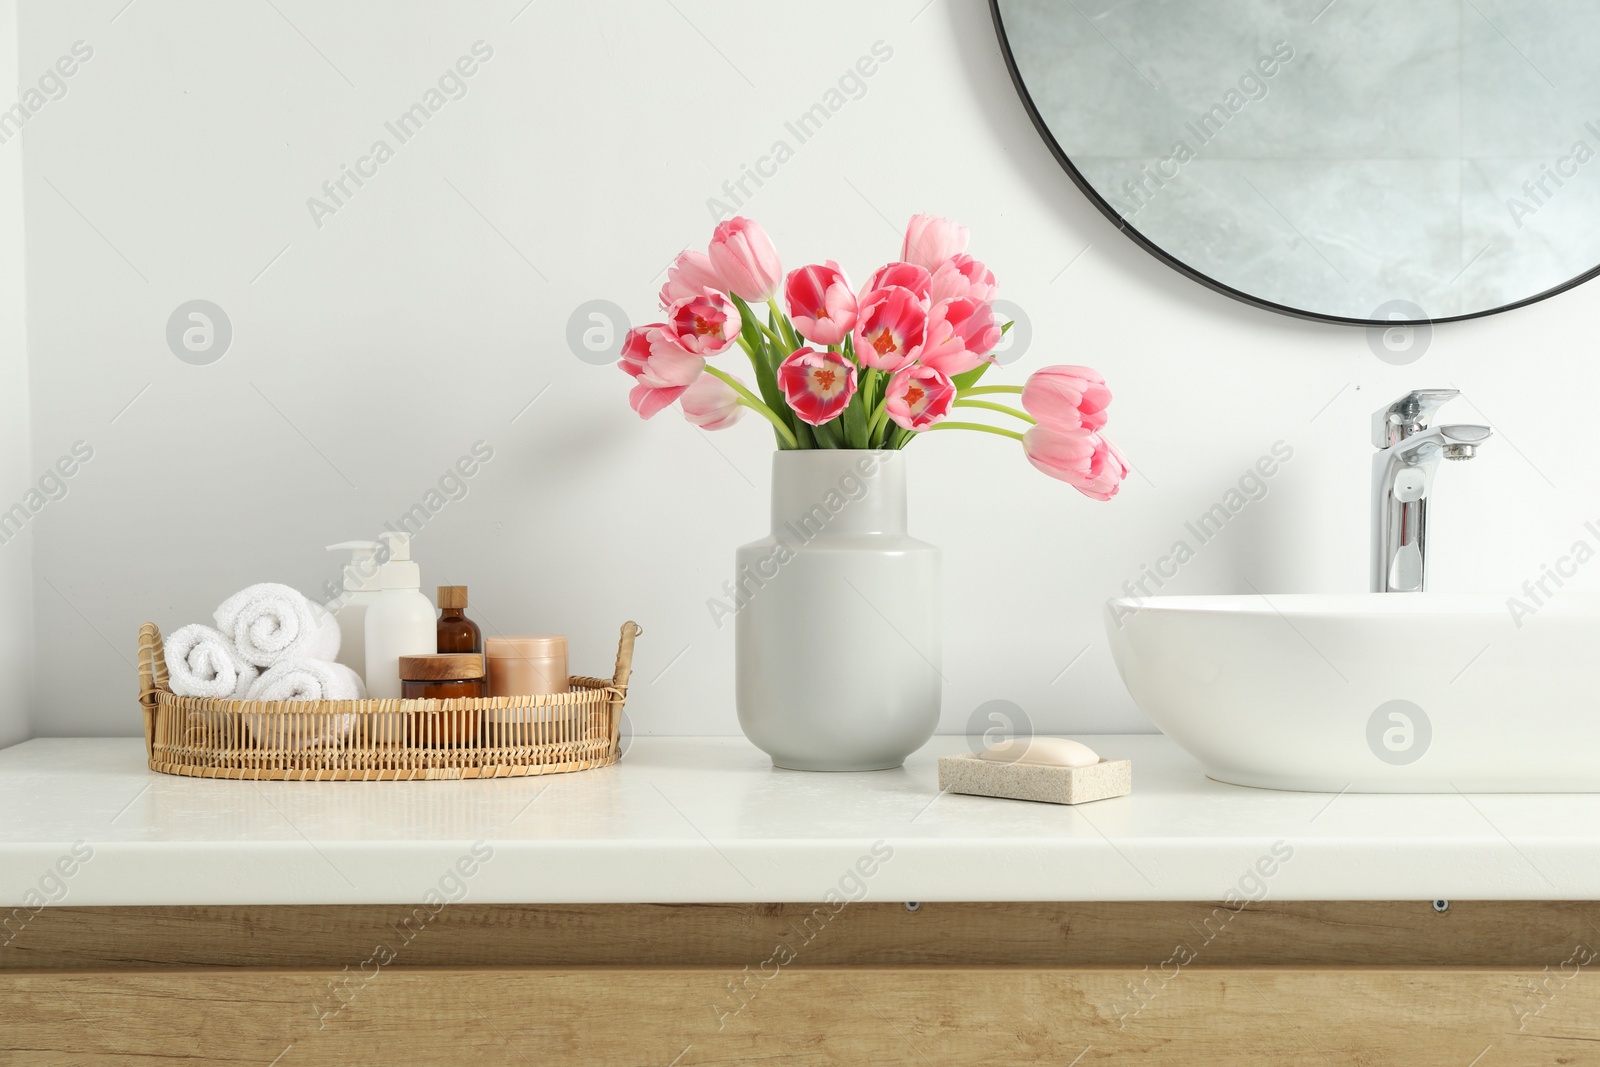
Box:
1002 0 1600 319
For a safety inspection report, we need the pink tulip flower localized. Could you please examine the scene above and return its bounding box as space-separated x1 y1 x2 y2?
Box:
619 324 703 390
918 298 1001 377
851 286 928 372
629 380 688 420
777 347 857 426
659 249 725 308
785 262 857 345
708 216 782 303
929 254 998 303
901 213 970 272
885 365 956 432
1023 425 1128 500
861 261 932 302
665 290 742 355
680 371 745 430
1021 365 1111 431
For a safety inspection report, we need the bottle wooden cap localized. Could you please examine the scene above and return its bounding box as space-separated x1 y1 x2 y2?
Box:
437 586 468 610
398 653 485 681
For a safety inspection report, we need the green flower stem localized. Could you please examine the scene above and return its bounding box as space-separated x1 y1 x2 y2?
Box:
925 421 1026 442
857 368 881 447
870 403 893 443
756 319 785 350
763 300 797 357
704 365 798 448
954 398 1035 423
766 298 798 351
741 345 767 385
735 331 767 381
958 384 1024 397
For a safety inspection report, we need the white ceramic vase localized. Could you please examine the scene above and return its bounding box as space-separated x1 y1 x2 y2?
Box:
734 449 941 771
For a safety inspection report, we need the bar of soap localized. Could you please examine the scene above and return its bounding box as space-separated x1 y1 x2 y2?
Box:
938 754 1131 805
980 736 1099 767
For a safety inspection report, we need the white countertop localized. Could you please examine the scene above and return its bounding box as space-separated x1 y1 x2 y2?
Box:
3 735 1598 906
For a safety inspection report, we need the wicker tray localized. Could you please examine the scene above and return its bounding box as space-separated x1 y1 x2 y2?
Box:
137 620 641 781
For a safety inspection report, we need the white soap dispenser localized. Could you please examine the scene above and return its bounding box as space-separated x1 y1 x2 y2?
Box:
325 540 383 679
363 531 436 699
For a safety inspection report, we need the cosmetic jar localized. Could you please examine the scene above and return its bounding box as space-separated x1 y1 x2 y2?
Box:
484 636 568 697
400 653 486 746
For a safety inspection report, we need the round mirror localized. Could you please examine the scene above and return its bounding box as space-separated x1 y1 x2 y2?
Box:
993 0 1600 324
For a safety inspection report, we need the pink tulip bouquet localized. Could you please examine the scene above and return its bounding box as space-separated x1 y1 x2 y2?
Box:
619 214 1128 500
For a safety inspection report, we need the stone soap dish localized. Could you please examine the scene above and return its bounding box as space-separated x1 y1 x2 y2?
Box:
937 754 1132 805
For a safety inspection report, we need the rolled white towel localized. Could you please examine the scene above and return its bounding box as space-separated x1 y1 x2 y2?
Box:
242 659 366 749
164 624 258 699
245 659 368 702
214 583 341 668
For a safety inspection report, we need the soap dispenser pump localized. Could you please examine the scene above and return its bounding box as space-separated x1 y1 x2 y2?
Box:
363 532 436 700
325 540 383 678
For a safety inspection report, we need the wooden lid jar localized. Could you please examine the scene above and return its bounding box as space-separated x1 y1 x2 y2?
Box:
399 654 486 747
399 653 486 699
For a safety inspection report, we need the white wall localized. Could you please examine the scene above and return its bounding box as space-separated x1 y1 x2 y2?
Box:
0 0 33 749
18 0 1600 739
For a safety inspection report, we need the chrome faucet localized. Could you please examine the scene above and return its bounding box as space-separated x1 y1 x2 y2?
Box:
1371 390 1492 592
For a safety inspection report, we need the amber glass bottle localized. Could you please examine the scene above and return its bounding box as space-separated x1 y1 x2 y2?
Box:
436 586 483 654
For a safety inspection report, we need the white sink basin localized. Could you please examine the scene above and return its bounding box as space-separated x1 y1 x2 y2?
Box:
1104 592 1600 792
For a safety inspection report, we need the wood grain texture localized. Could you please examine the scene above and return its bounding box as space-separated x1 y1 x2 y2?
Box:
5 901 1599 971
6 902 1598 1065
5 968 1600 1066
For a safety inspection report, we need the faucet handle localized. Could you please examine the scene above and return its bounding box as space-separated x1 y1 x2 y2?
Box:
1372 389 1459 448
